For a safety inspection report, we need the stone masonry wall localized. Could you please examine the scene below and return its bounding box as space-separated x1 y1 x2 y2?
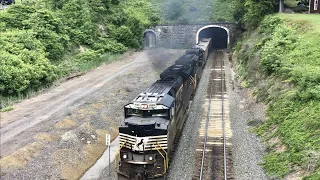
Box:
145 23 238 49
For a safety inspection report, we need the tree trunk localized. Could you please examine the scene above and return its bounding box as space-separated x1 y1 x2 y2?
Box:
279 0 284 13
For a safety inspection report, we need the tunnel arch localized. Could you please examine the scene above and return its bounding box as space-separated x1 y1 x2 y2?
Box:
196 25 229 49
144 29 157 48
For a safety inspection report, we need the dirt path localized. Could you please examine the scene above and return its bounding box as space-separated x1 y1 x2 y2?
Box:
0 48 185 179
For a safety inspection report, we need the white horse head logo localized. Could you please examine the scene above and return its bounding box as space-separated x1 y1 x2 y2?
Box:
134 137 149 151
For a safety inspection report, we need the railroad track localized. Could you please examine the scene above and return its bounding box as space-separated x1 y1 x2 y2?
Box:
193 50 233 180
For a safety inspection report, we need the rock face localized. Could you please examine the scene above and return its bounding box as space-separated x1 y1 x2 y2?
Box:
144 23 239 49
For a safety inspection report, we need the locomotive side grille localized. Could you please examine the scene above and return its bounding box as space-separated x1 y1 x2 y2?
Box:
119 133 167 151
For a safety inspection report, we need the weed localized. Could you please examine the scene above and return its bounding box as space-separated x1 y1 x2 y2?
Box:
0 106 14 112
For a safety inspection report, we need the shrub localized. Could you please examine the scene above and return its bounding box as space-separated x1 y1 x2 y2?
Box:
0 0 155 100
92 38 127 54
0 30 58 95
75 50 101 63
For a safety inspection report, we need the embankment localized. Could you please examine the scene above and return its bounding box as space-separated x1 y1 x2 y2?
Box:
233 14 320 179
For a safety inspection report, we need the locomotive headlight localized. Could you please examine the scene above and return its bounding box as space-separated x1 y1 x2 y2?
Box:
149 156 153 161
123 154 128 159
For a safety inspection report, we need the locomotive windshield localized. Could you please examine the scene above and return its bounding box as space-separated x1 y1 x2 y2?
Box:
125 108 169 118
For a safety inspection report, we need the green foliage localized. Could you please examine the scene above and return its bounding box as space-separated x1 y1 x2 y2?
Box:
164 0 184 21
0 30 58 95
210 0 247 23
92 38 127 54
303 169 320 180
26 10 70 60
0 5 36 29
212 0 276 29
0 106 14 112
0 0 155 104
292 6 309 13
263 152 291 178
235 15 320 178
152 0 213 24
244 0 276 28
75 50 101 63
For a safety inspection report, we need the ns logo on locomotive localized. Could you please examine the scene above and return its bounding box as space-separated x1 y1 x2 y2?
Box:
117 38 212 180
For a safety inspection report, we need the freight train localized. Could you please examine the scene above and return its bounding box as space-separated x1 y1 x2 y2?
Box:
117 38 212 180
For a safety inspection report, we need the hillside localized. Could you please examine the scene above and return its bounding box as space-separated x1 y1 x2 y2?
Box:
151 0 229 24
0 0 158 108
234 14 320 179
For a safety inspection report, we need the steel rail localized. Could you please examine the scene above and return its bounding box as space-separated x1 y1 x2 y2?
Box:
199 57 213 180
221 54 227 180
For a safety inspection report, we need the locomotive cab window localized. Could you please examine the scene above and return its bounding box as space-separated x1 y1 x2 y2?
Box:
125 108 169 119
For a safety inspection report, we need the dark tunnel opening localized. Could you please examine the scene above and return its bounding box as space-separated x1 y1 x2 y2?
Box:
198 27 228 49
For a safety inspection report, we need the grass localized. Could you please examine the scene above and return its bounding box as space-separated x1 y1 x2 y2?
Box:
235 14 320 179
279 14 320 31
0 106 13 112
77 53 120 72
0 141 44 171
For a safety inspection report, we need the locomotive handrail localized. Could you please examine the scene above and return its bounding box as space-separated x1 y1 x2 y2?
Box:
152 144 166 173
115 140 128 168
189 75 197 90
156 142 169 169
152 143 168 174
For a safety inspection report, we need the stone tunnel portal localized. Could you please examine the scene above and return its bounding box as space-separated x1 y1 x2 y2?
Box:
197 25 229 49
144 30 156 48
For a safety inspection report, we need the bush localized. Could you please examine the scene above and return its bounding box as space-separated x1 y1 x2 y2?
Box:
0 0 155 100
92 38 127 54
0 30 58 95
292 6 309 13
75 50 101 63
0 5 36 29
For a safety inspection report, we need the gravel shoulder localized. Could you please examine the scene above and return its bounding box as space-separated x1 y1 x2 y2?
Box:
224 51 269 180
0 48 185 179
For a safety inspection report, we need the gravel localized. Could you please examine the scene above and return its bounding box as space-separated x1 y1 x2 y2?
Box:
224 52 269 180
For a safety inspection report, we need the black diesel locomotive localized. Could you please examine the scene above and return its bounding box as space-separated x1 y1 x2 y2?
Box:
117 38 212 180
